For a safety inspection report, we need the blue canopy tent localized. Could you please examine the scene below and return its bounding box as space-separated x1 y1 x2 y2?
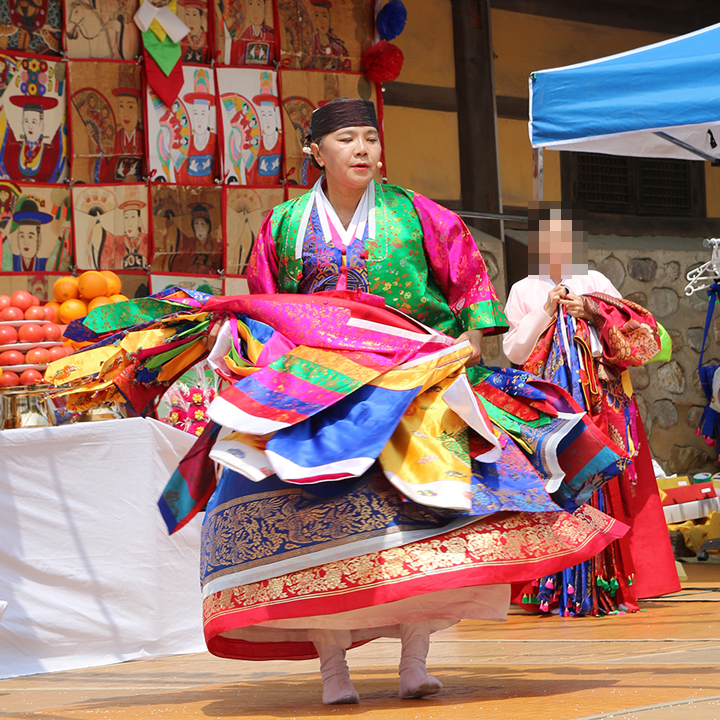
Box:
529 22 720 165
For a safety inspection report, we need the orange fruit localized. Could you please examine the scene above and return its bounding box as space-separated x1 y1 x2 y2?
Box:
88 296 110 311
77 271 109 300
108 294 129 303
53 276 79 303
100 270 122 296
59 298 88 324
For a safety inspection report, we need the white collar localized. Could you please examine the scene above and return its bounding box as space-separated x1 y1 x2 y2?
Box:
317 182 369 247
295 179 376 258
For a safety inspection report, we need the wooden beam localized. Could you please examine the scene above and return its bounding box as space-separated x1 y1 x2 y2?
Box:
586 213 720 238
382 82 458 113
489 0 720 36
496 95 528 121
452 0 503 238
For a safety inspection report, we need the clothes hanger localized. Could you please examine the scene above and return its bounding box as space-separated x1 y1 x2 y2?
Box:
685 238 720 296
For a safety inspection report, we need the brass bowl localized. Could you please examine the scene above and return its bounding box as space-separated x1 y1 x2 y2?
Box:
0 385 57 430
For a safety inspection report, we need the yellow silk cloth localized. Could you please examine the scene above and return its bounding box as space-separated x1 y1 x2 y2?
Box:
375 343 499 512
669 511 720 554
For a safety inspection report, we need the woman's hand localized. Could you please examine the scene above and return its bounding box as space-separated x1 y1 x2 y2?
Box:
453 328 484 367
560 292 592 321
544 284 567 316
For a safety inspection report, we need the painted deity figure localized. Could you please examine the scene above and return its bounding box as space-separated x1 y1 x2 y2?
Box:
247 73 281 185
1 86 64 182
1 0 61 54
308 0 349 71
9 197 53 271
179 0 208 63
98 199 149 270
100 67 144 182
66 0 120 57
171 202 222 274
231 0 274 66
177 70 216 185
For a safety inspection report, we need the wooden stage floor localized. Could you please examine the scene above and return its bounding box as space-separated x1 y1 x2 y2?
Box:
3 564 720 720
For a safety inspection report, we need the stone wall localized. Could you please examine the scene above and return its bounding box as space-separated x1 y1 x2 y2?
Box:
588 236 716 476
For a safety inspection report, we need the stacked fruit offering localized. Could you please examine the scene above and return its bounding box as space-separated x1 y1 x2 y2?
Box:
49 271 127 324
0 290 70 388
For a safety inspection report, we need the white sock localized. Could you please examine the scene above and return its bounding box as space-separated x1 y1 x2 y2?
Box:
398 623 443 699
314 641 359 705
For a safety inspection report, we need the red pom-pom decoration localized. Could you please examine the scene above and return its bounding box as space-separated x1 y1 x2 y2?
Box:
362 41 404 83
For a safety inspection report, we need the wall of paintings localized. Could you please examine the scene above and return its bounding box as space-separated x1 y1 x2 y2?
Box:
0 0 382 300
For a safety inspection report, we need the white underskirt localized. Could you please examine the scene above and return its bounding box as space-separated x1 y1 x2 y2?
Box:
219 583 510 649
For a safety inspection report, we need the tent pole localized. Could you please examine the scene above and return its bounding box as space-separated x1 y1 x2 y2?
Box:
533 147 544 200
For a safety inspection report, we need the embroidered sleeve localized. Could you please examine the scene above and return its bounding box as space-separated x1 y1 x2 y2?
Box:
412 192 508 335
247 210 280 294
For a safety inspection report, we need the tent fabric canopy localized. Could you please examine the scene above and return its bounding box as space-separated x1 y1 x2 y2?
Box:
529 22 720 161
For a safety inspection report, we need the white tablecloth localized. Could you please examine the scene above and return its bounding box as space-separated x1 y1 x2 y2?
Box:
0 418 204 678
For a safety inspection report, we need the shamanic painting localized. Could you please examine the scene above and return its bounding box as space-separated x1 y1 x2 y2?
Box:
151 184 223 275
179 0 211 63
72 184 150 271
146 65 218 184
0 181 70 272
215 0 275 66
278 0 373 72
0 0 62 56
216 67 282 185
224 186 283 275
65 0 141 60
69 61 144 184
0 54 67 183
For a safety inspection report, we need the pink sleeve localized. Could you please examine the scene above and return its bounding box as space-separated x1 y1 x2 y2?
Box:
411 193 508 334
502 279 554 365
247 211 279 295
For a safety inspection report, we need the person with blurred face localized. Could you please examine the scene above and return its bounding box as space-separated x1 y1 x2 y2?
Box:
502 201 679 619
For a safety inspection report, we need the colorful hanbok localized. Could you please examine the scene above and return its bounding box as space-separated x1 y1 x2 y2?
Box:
503 273 679 615
44 183 633 664
180 181 632 660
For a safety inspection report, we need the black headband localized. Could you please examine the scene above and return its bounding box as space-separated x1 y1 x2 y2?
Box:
309 98 378 141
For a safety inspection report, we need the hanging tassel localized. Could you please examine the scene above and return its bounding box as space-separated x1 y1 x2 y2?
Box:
376 0 407 41
362 40 404 83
